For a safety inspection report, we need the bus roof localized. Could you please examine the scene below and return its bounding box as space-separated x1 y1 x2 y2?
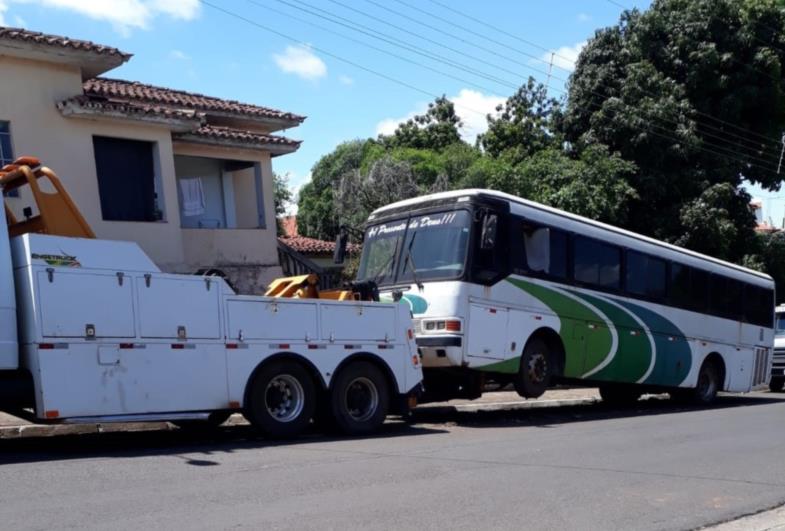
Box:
370 189 773 283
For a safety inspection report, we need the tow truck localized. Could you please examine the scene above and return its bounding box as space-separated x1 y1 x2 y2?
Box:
0 157 422 437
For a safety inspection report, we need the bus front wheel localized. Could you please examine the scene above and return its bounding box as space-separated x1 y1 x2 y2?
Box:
514 338 552 399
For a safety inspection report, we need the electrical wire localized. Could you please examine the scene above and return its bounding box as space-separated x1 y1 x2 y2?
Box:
203 1 781 177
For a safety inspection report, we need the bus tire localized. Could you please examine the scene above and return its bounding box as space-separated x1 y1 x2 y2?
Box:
770 379 784 393
329 361 389 435
692 359 722 405
514 338 552 399
599 384 641 405
246 360 316 438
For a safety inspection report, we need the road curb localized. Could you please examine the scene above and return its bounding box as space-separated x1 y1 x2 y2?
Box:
0 396 602 439
702 503 785 530
414 396 600 416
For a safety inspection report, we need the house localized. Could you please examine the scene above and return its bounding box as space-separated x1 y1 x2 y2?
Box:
0 27 304 293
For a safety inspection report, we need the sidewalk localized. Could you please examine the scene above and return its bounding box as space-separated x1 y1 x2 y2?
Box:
0 387 604 439
703 504 785 530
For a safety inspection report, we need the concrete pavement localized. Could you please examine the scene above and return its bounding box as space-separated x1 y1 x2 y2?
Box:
0 392 783 530
0 387 604 438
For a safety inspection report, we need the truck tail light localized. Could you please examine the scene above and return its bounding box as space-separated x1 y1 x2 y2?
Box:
445 320 461 332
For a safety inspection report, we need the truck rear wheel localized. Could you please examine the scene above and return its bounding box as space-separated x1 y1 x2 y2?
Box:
514 338 552 399
246 360 316 438
329 361 389 435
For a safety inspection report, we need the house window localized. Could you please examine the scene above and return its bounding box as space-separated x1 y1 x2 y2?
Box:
0 121 13 167
93 136 162 222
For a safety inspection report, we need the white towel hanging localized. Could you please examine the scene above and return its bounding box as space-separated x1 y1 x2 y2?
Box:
179 177 205 217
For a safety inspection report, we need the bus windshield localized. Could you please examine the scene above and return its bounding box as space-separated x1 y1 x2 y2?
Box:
357 210 471 286
776 312 785 336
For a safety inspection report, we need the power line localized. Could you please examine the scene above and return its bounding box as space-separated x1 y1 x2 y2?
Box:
272 0 519 91
198 0 489 118
248 0 501 95
374 0 782 160
203 1 781 177
425 0 784 149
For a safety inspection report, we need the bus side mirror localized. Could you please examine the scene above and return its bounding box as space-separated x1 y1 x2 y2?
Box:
480 213 498 250
333 232 348 264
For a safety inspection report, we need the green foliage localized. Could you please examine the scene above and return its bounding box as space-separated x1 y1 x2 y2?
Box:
479 77 562 163
562 0 785 254
382 96 463 150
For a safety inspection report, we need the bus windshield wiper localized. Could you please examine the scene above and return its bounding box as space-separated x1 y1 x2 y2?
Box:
404 232 424 290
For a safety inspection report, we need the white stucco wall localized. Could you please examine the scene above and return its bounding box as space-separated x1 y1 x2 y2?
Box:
0 55 282 282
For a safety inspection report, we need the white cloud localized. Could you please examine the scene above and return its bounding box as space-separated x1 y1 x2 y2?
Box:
374 89 505 144
577 13 591 22
338 75 354 86
12 14 24 26
540 40 587 72
4 0 199 34
169 49 190 60
451 89 505 145
273 44 327 81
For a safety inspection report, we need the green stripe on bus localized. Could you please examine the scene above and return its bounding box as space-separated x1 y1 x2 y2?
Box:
506 278 612 378
615 300 692 386
566 290 651 382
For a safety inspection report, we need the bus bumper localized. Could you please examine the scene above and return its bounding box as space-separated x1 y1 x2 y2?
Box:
416 335 463 368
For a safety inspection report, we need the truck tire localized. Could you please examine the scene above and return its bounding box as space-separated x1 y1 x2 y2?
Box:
246 360 316 438
599 384 641 405
770 379 784 393
329 361 389 435
514 338 552 399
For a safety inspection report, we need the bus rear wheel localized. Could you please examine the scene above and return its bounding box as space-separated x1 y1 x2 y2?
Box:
328 361 389 435
514 338 552 399
673 359 721 405
246 360 316 438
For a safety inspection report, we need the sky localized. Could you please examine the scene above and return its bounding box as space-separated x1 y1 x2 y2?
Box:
5 0 781 222
0 0 658 198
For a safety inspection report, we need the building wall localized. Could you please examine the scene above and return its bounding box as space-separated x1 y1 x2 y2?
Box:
0 55 283 289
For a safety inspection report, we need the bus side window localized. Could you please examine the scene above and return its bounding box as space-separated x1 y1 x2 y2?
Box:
523 224 550 273
574 236 621 290
549 229 568 279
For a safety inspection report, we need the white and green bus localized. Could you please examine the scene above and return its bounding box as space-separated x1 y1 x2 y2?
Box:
350 189 774 404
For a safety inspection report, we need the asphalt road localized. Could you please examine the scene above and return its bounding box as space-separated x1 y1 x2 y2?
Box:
1 393 784 531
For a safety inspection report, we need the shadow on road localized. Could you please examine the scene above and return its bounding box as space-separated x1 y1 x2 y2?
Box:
413 393 785 430
1 394 781 466
0 421 447 467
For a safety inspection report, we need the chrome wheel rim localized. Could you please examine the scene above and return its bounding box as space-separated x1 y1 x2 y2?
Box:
265 374 305 423
344 377 379 422
527 352 548 384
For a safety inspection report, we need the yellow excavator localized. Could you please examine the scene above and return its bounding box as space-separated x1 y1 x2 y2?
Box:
1 156 370 301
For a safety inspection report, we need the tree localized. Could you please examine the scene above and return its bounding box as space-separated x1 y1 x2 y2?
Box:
273 172 292 236
561 0 785 260
383 96 464 150
479 77 561 164
296 139 371 240
334 156 420 230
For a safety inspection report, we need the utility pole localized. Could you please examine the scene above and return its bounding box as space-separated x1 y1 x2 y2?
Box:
545 52 555 93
